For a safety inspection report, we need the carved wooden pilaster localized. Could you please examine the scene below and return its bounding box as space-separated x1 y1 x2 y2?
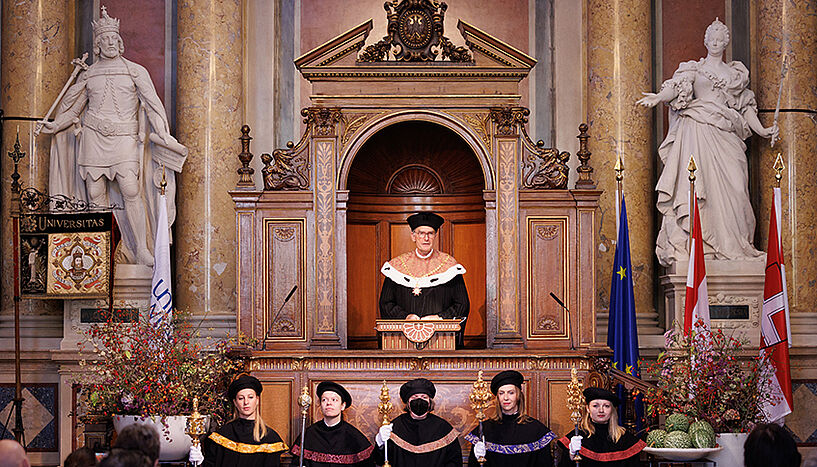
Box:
494 139 522 346
489 107 528 137
312 139 342 347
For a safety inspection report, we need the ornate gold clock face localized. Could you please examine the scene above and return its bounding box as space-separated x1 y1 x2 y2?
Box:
398 10 432 49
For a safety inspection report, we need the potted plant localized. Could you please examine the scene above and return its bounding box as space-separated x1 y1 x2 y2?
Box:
641 321 776 467
76 310 252 461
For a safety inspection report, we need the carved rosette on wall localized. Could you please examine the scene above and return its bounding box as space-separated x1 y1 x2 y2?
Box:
358 0 473 62
489 107 570 190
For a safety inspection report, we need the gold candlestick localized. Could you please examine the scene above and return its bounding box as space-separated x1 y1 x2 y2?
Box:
469 370 493 465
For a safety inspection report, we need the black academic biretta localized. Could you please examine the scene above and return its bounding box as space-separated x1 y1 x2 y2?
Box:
400 378 436 403
490 370 524 395
407 212 444 231
583 387 620 406
228 374 263 400
316 381 352 408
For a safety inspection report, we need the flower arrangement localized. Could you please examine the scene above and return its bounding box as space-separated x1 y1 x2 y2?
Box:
641 321 775 434
77 310 253 426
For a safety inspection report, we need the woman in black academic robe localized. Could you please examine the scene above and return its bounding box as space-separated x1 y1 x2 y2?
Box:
290 382 375 467
200 374 287 467
374 378 462 467
465 370 556 466
557 388 645 467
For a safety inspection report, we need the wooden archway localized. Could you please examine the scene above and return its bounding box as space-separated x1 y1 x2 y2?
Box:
345 121 487 348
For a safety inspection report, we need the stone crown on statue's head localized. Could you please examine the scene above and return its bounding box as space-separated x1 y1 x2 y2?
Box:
93 6 120 38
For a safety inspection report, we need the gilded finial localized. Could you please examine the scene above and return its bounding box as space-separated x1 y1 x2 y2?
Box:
614 151 624 182
378 381 393 426
687 154 697 182
160 164 167 195
298 385 312 416
773 153 785 187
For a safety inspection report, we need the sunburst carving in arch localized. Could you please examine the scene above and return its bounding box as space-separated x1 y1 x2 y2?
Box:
387 165 444 194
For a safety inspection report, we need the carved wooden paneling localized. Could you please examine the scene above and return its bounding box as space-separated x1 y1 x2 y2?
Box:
526 217 569 340
496 140 520 341
314 140 338 340
264 219 306 340
250 353 597 450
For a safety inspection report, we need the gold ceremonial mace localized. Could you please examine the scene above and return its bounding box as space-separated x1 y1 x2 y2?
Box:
186 397 206 465
297 386 312 467
566 367 584 466
469 370 493 465
687 155 698 252
378 381 394 467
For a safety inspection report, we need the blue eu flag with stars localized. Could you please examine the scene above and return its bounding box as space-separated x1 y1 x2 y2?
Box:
607 197 643 428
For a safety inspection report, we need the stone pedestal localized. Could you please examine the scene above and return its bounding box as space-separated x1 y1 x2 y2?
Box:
61 264 152 351
660 259 765 345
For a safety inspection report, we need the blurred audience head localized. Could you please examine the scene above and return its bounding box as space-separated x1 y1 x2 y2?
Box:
112 423 160 466
0 439 30 467
64 446 97 467
744 423 801 467
98 448 151 467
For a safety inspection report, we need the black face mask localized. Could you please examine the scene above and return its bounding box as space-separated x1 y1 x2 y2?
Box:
409 398 430 416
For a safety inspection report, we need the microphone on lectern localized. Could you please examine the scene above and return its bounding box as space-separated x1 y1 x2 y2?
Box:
263 285 298 350
550 292 575 350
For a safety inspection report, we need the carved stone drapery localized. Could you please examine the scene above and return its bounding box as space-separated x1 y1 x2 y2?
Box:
358 0 473 63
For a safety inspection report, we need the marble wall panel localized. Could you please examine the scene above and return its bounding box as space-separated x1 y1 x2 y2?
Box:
756 0 817 314
586 0 654 322
175 0 243 317
1 0 74 317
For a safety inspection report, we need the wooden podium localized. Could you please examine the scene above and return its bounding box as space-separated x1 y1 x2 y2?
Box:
375 319 463 350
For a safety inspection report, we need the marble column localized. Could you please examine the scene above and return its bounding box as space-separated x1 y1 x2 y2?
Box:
175 0 243 317
586 0 657 329
756 0 817 314
1 0 74 316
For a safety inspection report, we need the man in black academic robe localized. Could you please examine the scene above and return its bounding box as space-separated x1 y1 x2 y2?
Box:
379 212 469 346
374 378 462 467
465 370 556 466
290 382 375 467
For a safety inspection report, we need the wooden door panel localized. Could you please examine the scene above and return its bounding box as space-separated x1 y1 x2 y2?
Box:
347 223 379 339
452 221 487 343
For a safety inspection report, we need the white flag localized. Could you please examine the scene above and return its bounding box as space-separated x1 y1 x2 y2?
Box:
149 194 173 325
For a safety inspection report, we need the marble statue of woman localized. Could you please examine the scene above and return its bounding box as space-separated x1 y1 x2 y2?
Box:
637 18 778 267
41 7 186 266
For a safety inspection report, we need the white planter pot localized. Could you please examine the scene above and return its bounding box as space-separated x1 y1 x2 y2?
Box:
113 414 206 461
706 432 748 467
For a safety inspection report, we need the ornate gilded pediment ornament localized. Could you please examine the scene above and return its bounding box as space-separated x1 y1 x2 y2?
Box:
359 0 472 62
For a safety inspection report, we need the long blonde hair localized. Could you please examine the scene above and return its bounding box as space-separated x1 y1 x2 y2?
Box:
581 404 626 443
232 393 268 442
490 389 533 424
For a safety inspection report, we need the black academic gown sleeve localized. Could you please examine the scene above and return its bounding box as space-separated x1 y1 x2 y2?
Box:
203 418 286 467
373 413 462 467
556 423 644 467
